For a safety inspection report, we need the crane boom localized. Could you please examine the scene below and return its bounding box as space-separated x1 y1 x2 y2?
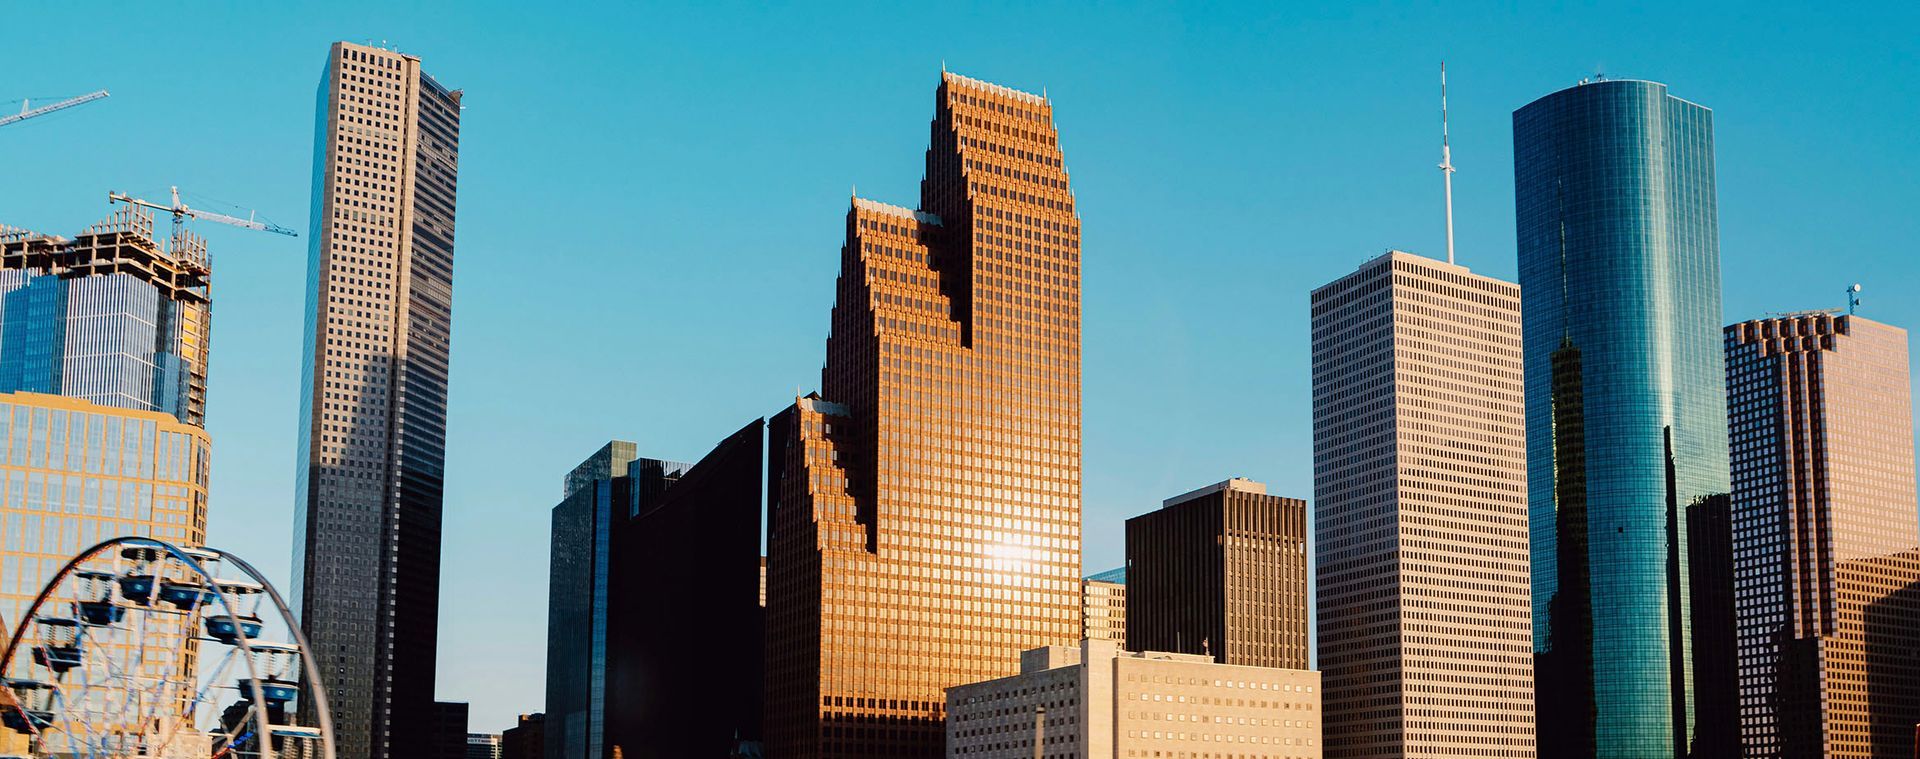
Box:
0 90 110 128
109 187 297 237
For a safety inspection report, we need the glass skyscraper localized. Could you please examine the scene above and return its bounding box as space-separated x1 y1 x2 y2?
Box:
1514 79 1729 758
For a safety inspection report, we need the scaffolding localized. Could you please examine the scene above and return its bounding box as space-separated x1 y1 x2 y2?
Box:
0 204 213 425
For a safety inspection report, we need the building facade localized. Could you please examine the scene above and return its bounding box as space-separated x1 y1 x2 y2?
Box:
763 70 1083 758
946 638 1322 759
0 391 210 756
293 40 462 759
0 206 211 426
1726 313 1920 758
546 442 685 759
613 419 765 758
1125 478 1309 669
1684 493 1739 759
467 733 503 759
1083 568 1127 644
0 391 209 649
1513 79 1727 758
1309 251 1534 758
432 701 471 759
545 424 764 759
502 713 545 759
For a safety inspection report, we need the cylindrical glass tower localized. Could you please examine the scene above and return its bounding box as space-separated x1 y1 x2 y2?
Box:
1514 79 1730 758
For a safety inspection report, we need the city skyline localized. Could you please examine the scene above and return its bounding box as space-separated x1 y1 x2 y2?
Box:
4 3 1918 733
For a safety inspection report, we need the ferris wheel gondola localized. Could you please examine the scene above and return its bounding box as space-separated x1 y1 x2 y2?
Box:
0 537 334 759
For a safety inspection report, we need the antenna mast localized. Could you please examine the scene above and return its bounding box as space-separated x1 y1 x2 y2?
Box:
1439 62 1457 265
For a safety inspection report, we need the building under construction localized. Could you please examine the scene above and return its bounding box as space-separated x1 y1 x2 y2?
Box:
0 204 211 427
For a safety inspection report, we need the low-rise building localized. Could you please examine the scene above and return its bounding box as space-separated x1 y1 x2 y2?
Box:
946 639 1321 758
1083 568 1127 643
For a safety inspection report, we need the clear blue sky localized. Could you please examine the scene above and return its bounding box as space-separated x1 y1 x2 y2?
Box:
7 1 1917 733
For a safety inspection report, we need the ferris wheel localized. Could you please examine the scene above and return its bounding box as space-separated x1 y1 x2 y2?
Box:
0 537 333 759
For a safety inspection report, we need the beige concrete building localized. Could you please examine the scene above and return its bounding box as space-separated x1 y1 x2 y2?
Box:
946 639 1321 759
1083 568 1127 643
295 40 462 759
1308 251 1534 758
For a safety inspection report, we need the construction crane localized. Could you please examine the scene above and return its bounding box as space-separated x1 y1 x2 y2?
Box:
0 89 109 128
109 186 298 238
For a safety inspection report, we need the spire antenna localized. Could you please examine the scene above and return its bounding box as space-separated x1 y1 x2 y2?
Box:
1439 62 1457 265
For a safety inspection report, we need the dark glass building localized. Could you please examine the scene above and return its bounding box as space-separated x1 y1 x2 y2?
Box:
1685 493 1737 759
544 422 765 759
502 713 545 759
1124 478 1309 669
612 418 765 759
546 442 685 759
1514 78 1729 758
431 701 471 759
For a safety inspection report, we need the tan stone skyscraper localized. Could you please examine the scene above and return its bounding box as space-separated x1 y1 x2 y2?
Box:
765 71 1081 758
294 41 461 759
1310 251 1535 758
1726 313 1920 759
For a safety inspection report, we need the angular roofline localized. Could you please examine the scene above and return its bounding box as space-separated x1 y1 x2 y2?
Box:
941 70 1046 106
852 197 941 226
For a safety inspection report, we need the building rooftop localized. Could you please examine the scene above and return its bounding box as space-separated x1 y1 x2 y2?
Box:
1086 567 1127 584
941 70 1046 105
1163 477 1267 508
852 197 940 226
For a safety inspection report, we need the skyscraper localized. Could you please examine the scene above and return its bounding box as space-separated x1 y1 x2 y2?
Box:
294 40 462 759
764 70 1082 758
1514 78 1727 758
544 424 764 759
546 441 678 759
1310 250 1534 758
1725 313 1920 758
1124 478 1309 669
1 206 211 426
612 420 765 759
1 204 217 757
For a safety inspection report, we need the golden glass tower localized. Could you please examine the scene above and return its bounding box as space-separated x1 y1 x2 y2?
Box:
765 71 1082 758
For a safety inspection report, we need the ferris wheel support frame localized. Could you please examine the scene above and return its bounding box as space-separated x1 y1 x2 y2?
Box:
0 536 335 759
